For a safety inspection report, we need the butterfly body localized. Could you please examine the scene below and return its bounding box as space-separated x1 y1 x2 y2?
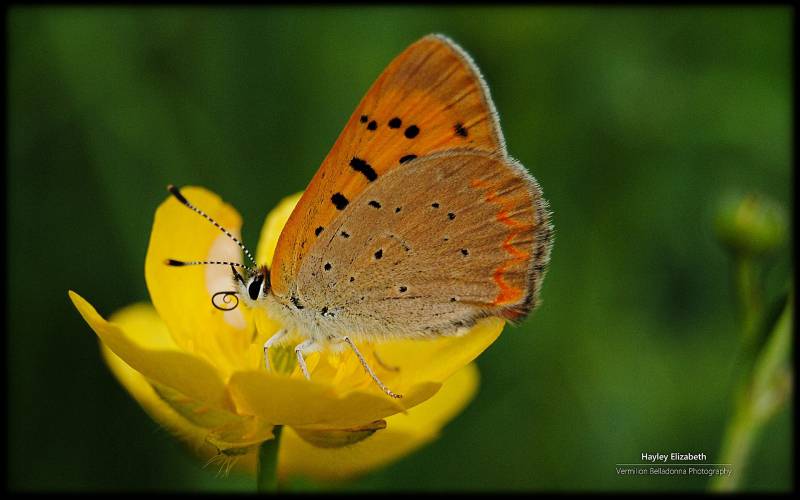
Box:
170 34 552 396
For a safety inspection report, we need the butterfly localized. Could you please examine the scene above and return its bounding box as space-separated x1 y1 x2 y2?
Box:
166 34 553 398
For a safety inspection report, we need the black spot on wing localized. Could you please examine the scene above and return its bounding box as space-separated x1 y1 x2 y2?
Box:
399 154 417 164
368 200 381 209
331 193 349 210
367 120 378 131
315 226 324 236
404 125 419 138
448 212 456 220
324 263 332 271
455 122 468 137
388 117 402 128
360 114 368 123
349 157 377 181
374 249 383 260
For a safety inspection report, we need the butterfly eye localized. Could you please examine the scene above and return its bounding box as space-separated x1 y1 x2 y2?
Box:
248 274 264 301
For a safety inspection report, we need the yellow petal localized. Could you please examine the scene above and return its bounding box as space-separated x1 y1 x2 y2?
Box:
101 342 218 450
255 192 304 267
98 306 210 449
144 186 256 375
292 420 387 448
98 300 274 453
326 317 504 396
277 363 480 481
226 369 440 429
69 291 228 410
382 363 479 436
380 317 504 385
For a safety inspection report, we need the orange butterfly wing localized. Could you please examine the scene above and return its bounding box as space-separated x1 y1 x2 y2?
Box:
271 34 506 297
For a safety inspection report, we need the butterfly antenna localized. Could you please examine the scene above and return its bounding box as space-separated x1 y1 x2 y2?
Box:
164 259 248 269
166 185 256 266
165 259 247 284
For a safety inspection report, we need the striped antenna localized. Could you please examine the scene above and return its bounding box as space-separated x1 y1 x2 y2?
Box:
164 259 248 268
166 185 256 266
166 259 247 285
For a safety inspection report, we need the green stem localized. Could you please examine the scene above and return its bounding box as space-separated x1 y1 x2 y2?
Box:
257 425 283 492
711 394 759 491
710 292 793 492
735 257 761 344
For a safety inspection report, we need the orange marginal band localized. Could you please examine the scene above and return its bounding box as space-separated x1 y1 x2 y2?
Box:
470 178 533 308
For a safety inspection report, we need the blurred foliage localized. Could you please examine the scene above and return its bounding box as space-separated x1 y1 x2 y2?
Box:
711 191 792 492
7 6 792 492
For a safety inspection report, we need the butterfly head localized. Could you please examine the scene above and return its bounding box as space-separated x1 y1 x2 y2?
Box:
234 264 271 307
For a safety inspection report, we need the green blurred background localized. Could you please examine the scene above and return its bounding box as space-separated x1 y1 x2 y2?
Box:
7 6 792 492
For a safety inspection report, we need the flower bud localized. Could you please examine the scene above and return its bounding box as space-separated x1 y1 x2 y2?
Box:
715 192 787 256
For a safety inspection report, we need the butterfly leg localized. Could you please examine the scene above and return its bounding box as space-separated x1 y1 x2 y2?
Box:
294 339 320 380
263 329 289 371
343 337 403 399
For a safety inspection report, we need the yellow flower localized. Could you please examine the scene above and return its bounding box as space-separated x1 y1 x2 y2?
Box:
69 187 504 481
